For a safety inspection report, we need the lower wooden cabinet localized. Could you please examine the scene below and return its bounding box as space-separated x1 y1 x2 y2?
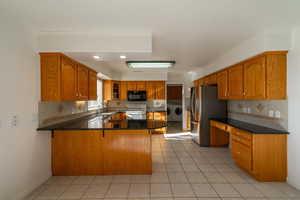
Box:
52 129 152 175
52 131 103 175
103 130 151 174
210 120 287 182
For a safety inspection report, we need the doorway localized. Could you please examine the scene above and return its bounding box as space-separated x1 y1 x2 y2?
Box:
167 85 183 133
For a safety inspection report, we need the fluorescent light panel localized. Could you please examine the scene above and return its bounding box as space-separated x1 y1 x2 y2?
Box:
127 61 175 69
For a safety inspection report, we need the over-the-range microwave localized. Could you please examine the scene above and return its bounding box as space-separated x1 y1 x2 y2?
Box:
127 91 147 101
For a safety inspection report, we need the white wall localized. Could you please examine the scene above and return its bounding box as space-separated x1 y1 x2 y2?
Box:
194 32 291 78
120 71 168 80
287 28 300 189
0 23 51 199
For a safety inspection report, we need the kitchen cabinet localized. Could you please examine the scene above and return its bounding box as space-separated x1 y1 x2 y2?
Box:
155 81 166 100
210 120 287 181
153 111 167 134
167 86 182 100
52 130 103 175
228 64 244 99
112 81 121 100
111 112 126 120
120 81 127 100
217 70 228 99
61 56 77 101
244 56 266 99
103 80 112 101
103 130 151 174
88 70 97 100
52 129 152 175
194 51 287 100
146 81 156 100
136 81 146 91
127 81 137 91
205 74 217 85
40 53 98 102
77 64 89 100
266 54 287 99
40 53 61 101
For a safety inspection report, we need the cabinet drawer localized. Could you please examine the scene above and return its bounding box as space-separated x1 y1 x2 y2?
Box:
231 140 252 172
232 135 252 147
231 128 252 141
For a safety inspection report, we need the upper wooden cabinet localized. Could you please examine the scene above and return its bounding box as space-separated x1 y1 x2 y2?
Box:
217 70 228 100
41 53 61 101
61 56 77 101
244 56 266 99
155 81 166 100
136 81 146 91
112 81 121 100
266 54 287 99
146 81 156 100
205 74 217 85
120 82 127 100
228 64 244 99
77 64 89 100
195 51 287 100
127 81 137 91
89 70 97 100
40 53 98 102
104 80 166 101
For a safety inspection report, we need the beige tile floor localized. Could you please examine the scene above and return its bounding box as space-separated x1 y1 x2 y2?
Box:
26 133 300 200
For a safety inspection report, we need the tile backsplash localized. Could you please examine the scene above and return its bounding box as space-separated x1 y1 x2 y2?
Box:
38 101 99 127
228 100 288 131
107 100 167 110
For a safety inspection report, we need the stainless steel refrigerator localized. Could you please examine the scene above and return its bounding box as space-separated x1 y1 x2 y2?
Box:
190 85 227 146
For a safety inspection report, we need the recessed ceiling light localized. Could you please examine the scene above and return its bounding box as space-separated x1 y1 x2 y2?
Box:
93 55 101 60
126 61 176 69
120 55 127 59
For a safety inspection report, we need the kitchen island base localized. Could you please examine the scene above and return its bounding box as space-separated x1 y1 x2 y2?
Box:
52 129 152 176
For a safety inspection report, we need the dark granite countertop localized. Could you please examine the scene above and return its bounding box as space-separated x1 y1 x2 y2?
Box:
37 114 167 131
210 118 289 134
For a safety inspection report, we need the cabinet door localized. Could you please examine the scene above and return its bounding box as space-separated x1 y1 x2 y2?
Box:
112 81 120 100
228 64 244 99
88 70 97 100
136 81 146 91
207 74 217 85
244 56 266 99
217 70 228 99
146 81 155 100
77 64 89 100
153 112 167 134
52 131 103 175
103 80 112 101
120 81 128 100
103 130 151 174
147 112 154 120
61 56 77 101
40 53 61 101
155 81 166 100
266 54 287 99
127 81 137 91
231 140 252 172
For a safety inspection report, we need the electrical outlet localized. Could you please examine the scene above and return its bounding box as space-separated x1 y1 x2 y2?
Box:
269 110 274 117
247 107 251 113
275 110 281 118
10 115 18 127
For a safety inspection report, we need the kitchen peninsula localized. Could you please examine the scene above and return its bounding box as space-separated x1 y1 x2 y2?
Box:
38 113 167 176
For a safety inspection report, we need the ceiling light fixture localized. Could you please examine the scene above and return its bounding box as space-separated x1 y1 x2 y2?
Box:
120 55 127 59
126 61 176 69
93 55 101 60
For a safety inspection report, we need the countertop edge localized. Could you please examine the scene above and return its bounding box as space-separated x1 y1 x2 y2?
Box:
210 118 289 134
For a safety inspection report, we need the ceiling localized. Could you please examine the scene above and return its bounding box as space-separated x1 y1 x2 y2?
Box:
2 0 300 74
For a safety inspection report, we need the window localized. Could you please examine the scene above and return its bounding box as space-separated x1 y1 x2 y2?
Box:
88 79 103 110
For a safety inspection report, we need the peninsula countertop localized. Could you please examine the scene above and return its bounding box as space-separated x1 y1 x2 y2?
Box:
37 113 167 131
